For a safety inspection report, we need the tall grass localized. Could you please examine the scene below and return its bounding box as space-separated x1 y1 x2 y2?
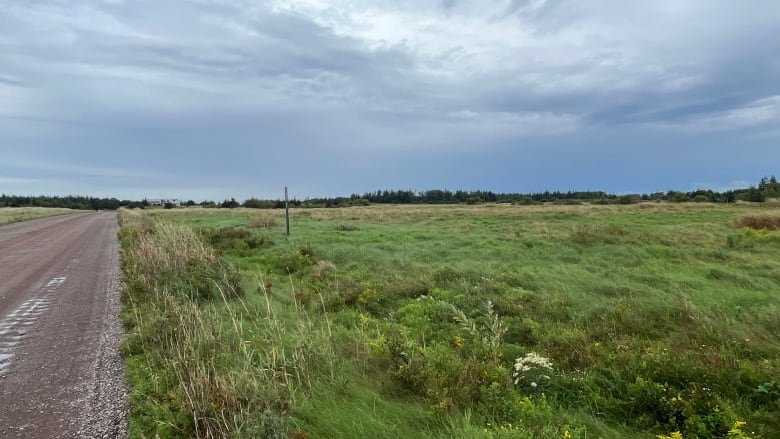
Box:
119 210 340 438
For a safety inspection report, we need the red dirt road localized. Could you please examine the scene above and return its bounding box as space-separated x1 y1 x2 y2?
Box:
0 212 126 438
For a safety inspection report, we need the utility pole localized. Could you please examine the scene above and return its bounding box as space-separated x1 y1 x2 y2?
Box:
285 186 290 237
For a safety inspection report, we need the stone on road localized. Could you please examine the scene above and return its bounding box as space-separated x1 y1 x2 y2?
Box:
0 212 127 438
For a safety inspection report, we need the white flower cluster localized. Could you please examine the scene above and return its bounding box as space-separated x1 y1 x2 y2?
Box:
512 352 553 387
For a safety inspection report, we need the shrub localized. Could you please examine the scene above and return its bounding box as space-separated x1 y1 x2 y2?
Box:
202 226 272 254
273 247 315 275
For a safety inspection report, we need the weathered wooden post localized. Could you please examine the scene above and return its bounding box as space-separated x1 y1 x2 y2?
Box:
285 186 290 237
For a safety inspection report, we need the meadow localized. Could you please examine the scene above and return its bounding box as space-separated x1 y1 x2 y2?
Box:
0 207 81 225
118 202 780 438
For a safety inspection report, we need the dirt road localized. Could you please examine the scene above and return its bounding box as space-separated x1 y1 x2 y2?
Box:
0 212 127 438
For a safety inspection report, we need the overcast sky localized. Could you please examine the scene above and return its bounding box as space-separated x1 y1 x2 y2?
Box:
2 0 779 201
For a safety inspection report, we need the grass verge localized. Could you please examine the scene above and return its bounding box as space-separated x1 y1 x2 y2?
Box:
0 207 82 225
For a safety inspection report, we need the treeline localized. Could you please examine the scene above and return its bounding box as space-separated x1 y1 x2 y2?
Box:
295 189 613 207
0 194 145 210
220 175 778 208
3 176 778 211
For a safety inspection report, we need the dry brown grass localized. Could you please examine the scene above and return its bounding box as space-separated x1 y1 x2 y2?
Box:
736 215 780 230
312 260 336 280
296 203 607 223
122 215 215 276
294 201 751 224
248 217 278 228
133 202 775 227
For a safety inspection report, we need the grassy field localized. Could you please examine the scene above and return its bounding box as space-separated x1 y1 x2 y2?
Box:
119 202 780 438
0 207 81 225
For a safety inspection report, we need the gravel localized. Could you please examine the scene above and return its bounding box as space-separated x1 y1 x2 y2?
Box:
72 234 128 438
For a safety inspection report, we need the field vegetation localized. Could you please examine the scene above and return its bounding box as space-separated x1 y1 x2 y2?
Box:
0 206 83 225
119 202 780 438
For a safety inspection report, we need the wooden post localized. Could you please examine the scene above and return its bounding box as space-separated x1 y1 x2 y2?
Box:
285 186 290 237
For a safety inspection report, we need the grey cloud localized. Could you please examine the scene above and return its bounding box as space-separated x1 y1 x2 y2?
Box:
0 75 27 87
1 0 779 199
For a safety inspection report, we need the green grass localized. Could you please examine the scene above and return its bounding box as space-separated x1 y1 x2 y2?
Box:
0 207 81 225
122 203 780 438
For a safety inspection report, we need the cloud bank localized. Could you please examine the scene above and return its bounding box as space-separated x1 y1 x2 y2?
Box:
1 0 778 199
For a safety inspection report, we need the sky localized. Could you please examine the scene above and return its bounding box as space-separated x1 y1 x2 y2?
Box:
1 0 779 201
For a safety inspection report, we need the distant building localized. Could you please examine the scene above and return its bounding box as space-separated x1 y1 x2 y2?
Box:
147 198 180 206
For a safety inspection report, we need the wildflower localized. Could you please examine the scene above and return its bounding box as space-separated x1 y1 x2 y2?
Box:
451 335 464 349
512 352 553 389
564 431 571 439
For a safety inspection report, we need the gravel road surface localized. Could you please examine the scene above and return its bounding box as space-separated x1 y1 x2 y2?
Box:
0 212 127 438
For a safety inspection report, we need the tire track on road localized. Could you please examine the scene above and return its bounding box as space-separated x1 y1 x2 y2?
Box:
0 275 65 375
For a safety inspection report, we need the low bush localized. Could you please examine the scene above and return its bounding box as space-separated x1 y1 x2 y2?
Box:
201 226 272 254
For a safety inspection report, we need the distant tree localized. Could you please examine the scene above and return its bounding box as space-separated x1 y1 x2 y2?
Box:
243 198 268 209
666 190 689 202
746 187 766 202
221 198 240 208
765 175 779 198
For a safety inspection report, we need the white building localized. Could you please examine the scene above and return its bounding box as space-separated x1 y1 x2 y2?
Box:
147 198 180 206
